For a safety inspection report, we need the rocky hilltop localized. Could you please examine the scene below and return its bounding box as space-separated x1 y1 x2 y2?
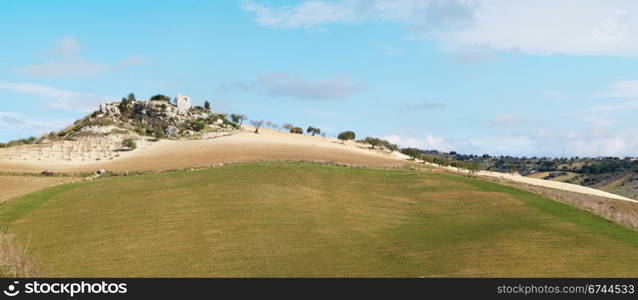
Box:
64 99 237 139
0 98 238 163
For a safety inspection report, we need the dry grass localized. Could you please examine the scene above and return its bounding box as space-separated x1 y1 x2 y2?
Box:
0 130 404 173
488 177 638 230
3 163 638 277
0 176 79 203
0 232 39 277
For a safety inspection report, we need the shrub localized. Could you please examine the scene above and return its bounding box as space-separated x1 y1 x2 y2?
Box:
150 94 172 102
153 127 165 139
290 127 303 134
121 138 137 150
187 120 206 131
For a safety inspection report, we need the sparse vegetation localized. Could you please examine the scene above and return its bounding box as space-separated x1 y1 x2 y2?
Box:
187 120 206 132
250 120 264 133
121 138 137 150
230 114 247 126
0 233 39 278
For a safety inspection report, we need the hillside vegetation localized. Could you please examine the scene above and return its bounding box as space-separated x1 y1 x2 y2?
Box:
2 163 638 277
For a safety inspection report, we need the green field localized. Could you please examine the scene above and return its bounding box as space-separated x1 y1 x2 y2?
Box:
2 162 638 277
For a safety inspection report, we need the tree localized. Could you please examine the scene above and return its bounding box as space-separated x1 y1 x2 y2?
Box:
306 126 321 136
363 137 383 149
250 120 264 133
401 148 422 160
127 93 136 102
467 162 482 175
204 101 211 111
230 114 247 126
337 131 355 143
150 94 171 102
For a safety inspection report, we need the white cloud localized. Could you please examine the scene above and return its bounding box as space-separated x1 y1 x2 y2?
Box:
534 128 638 157
13 58 109 78
384 134 454 152
488 114 525 126
242 0 638 57
50 36 82 56
13 37 145 78
463 136 535 154
385 127 638 157
218 73 365 100
0 81 106 112
0 112 72 140
591 101 638 111
598 80 638 98
240 0 360 29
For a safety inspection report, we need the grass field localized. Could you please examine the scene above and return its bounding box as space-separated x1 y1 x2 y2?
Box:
2 162 638 277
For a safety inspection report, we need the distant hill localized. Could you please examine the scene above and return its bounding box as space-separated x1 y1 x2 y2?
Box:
410 150 638 200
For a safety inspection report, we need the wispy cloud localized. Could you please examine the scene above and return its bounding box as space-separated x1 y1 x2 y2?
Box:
12 37 145 79
488 114 525 126
0 81 106 112
218 73 365 100
242 0 638 57
49 36 82 56
13 58 109 78
0 111 72 140
384 134 453 152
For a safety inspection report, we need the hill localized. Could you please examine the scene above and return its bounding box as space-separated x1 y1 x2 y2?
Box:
2 162 638 277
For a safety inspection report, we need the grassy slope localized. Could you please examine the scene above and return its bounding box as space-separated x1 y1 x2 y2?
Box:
2 162 638 277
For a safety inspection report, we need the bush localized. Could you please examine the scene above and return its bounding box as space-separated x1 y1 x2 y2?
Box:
290 127 303 134
187 120 206 131
121 138 137 150
150 94 172 102
153 128 165 139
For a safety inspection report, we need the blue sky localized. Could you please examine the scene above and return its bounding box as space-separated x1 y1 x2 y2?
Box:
2 0 638 157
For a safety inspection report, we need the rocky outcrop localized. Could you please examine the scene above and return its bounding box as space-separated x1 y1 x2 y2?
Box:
85 100 237 139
